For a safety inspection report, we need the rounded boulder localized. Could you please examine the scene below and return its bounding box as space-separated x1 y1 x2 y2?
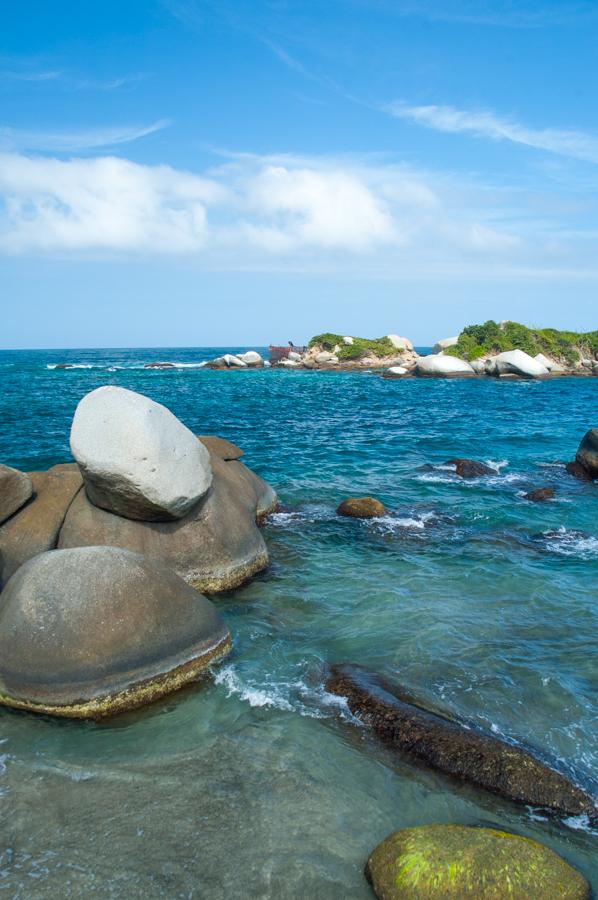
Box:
575 428 598 479
0 546 231 718
70 386 212 521
365 825 589 899
416 354 474 377
337 497 386 518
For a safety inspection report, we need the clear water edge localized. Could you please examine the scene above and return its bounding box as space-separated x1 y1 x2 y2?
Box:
0 347 596 898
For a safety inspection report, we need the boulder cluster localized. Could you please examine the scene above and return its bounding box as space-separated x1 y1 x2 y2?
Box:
205 350 266 369
0 386 277 718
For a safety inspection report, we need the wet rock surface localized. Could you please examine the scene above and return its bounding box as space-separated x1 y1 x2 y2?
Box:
0 546 231 718
445 458 496 478
337 497 386 518
365 824 590 899
198 435 244 460
326 664 597 818
575 429 598 479
566 461 594 481
523 487 556 502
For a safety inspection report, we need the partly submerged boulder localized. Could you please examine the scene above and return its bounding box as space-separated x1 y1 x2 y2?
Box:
565 461 594 482
446 458 496 478
489 349 549 378
387 366 408 376
416 355 474 377
0 465 33 525
70 386 212 522
575 428 598 479
237 351 263 367
365 825 590 900
0 464 82 588
523 487 555 502
0 546 231 718
337 497 386 518
326 664 597 818
58 453 273 592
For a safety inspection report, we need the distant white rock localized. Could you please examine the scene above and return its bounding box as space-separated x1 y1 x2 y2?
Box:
222 354 247 368
280 359 300 367
315 351 338 364
387 366 408 375
387 334 414 351
534 352 563 372
343 336 354 345
491 350 549 378
70 386 212 522
416 354 474 377
433 336 459 354
238 351 263 366
470 359 486 374
288 351 302 362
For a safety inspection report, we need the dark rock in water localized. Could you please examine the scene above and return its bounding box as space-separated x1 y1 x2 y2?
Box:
365 824 590 900
144 361 176 369
53 363 74 369
445 458 496 478
0 464 83 588
337 497 386 518
523 487 555 502
326 664 597 819
0 465 33 525
565 460 593 481
198 435 244 460
575 428 598 479
0 546 231 718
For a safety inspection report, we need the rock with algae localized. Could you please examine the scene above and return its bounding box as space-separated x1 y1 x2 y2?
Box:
337 497 386 518
365 825 590 899
0 546 231 718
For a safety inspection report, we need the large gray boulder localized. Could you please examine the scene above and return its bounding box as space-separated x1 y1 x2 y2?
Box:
58 452 274 592
0 546 231 718
575 428 598 478
387 335 413 351
0 465 33 525
416 354 474 377
0 464 83 588
432 336 458 354
237 351 263 366
70 386 212 522
489 349 549 377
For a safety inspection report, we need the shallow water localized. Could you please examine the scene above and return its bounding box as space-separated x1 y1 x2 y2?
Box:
0 348 597 897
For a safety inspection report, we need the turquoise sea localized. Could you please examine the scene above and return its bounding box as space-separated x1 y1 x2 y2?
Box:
0 347 597 898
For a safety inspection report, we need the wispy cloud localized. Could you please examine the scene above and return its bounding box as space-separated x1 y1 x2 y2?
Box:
0 69 62 82
0 120 170 153
388 101 598 164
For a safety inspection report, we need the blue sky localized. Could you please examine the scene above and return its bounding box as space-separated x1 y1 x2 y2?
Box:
1 0 597 347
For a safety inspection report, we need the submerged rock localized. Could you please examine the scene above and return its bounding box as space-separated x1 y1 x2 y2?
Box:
416 355 474 377
326 664 597 818
0 465 33 525
566 461 594 482
523 487 556 502
445 458 496 478
0 464 82 588
337 497 386 518
58 452 273 592
71 386 212 522
575 428 598 479
144 361 176 369
365 824 590 900
0 547 231 718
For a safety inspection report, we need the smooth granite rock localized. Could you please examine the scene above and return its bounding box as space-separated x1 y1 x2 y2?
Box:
365 825 590 900
387 335 414 351
534 352 564 373
0 546 231 718
387 366 408 376
71 386 212 522
0 465 33 525
575 428 598 479
326 664 597 818
490 349 549 378
58 452 274 592
237 351 263 366
416 355 474 377
0 464 82 588
337 497 386 518
198 435 244 460
315 352 338 364
432 336 459 354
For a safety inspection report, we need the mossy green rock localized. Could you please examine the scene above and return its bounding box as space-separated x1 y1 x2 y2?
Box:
365 825 589 899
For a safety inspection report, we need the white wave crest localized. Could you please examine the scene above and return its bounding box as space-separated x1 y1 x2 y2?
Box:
542 527 598 559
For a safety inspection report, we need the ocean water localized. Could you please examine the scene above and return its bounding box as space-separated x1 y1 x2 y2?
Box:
0 347 597 898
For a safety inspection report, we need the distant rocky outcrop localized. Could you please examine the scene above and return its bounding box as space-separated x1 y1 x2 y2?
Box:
0 547 231 718
365 825 590 900
70 386 212 521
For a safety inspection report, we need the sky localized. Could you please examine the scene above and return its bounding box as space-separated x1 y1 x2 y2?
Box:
1 0 597 348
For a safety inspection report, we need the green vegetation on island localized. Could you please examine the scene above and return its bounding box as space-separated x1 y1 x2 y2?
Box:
448 320 598 364
308 333 396 360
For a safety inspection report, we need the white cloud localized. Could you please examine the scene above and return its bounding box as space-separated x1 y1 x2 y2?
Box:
389 102 598 164
0 120 170 153
2 147 594 277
